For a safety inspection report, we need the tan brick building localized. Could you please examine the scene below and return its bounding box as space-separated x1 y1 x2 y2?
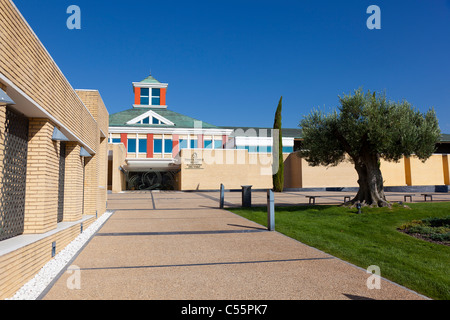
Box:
0 0 109 299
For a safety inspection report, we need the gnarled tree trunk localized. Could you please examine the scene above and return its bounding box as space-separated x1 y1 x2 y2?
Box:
348 154 390 207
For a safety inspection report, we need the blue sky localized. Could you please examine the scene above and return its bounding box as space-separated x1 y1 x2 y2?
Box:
13 0 450 132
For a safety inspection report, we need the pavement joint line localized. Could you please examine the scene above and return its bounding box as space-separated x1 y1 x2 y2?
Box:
95 229 268 237
76 257 336 271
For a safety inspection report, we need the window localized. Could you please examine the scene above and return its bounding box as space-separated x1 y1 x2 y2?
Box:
152 88 161 105
190 140 198 149
139 139 147 153
258 146 272 153
179 139 188 149
214 140 223 149
282 146 294 153
111 138 121 144
204 140 212 149
140 88 149 105
152 117 160 125
154 139 162 153
164 139 173 153
127 139 136 153
142 117 150 124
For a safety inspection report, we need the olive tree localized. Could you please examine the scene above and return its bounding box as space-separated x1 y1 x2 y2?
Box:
299 89 441 207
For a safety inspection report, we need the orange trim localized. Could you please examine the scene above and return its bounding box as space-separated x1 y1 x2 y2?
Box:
134 87 141 105
120 133 128 150
172 134 179 157
160 88 166 105
147 134 154 158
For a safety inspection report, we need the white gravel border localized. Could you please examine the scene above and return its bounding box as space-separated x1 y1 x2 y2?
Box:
6 210 114 300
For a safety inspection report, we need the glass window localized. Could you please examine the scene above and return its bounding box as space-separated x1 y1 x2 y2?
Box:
111 138 121 144
282 146 294 153
248 146 257 153
190 140 198 149
236 145 245 149
154 139 162 153
152 117 160 125
151 88 161 106
164 139 173 153
214 140 223 149
204 140 212 149
127 139 136 153
258 146 271 153
179 139 188 149
140 96 149 105
140 88 149 105
139 139 147 153
142 117 150 124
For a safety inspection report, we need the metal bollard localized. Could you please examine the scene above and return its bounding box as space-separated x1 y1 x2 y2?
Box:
220 183 225 209
241 185 252 208
267 189 275 231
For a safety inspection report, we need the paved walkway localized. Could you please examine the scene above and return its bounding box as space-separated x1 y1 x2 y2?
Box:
42 191 427 300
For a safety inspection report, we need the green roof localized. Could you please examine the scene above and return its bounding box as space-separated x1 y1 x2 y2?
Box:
139 75 161 84
109 107 218 128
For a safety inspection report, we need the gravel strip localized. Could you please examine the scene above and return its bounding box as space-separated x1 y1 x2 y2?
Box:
6 211 114 300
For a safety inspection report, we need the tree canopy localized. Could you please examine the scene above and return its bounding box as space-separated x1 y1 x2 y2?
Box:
299 89 441 207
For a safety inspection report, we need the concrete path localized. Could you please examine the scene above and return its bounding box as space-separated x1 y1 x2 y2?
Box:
42 191 427 300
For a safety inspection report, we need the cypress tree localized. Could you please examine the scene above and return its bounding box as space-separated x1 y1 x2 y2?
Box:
272 96 284 192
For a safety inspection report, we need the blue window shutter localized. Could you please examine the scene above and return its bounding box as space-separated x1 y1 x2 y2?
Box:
154 139 162 153
139 139 147 153
164 139 173 153
128 139 136 153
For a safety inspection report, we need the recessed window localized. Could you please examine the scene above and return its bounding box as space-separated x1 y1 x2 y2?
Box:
214 140 223 149
140 88 150 105
179 139 188 149
164 139 173 153
154 139 162 153
128 139 136 153
204 140 212 149
190 140 198 149
282 146 294 153
152 88 161 105
139 139 147 153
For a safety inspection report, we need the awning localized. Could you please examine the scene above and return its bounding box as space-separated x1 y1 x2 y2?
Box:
0 88 15 106
80 147 92 157
52 127 70 141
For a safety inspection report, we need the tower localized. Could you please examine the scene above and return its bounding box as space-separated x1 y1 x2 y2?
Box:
132 74 168 108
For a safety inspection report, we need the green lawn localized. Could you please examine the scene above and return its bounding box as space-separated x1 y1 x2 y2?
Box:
230 202 450 300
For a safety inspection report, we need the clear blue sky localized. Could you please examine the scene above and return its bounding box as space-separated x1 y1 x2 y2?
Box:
13 0 450 132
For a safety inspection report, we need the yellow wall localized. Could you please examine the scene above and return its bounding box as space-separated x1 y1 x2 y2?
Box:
109 143 127 193
180 149 273 190
409 154 445 186
380 158 406 187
